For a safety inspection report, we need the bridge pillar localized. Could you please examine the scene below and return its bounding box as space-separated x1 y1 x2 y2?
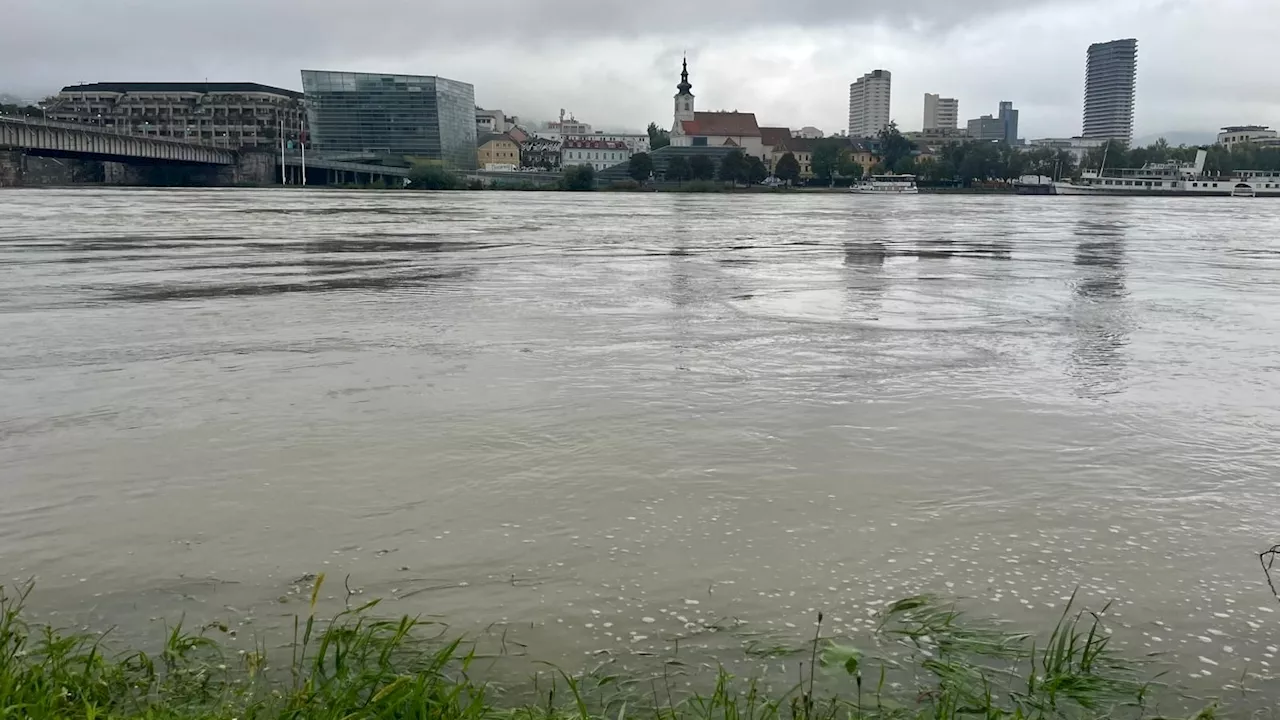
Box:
230 151 275 186
0 151 23 187
103 162 145 185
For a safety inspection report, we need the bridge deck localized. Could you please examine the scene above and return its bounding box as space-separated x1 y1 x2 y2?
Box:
0 116 235 165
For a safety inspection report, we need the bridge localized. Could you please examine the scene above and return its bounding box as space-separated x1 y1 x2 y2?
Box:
0 116 235 165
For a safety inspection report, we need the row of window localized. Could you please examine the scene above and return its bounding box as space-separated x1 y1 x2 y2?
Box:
1099 179 1279 190
565 151 625 160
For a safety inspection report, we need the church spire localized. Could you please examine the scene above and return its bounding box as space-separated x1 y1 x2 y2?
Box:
677 56 692 95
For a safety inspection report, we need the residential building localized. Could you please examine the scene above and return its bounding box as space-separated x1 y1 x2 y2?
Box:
848 70 891 138
669 58 767 159
477 132 521 171
768 136 878 180
1218 125 1280 149
520 137 561 170
562 138 631 171
567 131 650 154
906 127 968 150
760 126 792 153
967 115 1004 141
795 126 824 139
45 82 304 149
998 101 1019 144
776 137 816 178
849 149 879 172
923 93 958 130
476 108 511 135
1083 39 1138 143
1027 136 1108 163
301 70 477 169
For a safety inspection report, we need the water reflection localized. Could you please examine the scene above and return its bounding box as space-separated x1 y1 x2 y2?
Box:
1068 204 1131 398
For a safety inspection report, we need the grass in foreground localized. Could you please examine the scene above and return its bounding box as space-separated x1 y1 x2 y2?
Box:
0 576 1218 720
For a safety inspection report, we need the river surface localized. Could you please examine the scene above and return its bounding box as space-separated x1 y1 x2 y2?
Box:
2 188 1280 704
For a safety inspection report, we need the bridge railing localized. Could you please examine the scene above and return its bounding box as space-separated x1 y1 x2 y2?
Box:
0 114 240 151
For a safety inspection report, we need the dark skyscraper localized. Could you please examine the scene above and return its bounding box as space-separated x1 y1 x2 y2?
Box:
1083 39 1138 143
998 101 1019 144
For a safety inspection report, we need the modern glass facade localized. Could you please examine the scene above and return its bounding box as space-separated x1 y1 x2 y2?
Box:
301 70 477 170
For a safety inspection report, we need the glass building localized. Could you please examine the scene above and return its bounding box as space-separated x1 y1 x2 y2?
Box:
300 70 477 170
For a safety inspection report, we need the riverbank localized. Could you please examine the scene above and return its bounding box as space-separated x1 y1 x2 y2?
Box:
0 577 1231 720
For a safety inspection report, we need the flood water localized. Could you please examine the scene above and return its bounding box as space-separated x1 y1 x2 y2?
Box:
2 188 1280 704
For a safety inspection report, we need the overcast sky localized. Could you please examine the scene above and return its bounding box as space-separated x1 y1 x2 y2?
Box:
4 0 1277 139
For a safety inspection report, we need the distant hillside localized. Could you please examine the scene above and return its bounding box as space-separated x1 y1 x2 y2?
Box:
1133 130 1217 147
0 93 35 106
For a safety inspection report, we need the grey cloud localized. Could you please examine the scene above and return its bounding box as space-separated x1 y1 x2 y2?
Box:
4 0 1278 140
3 0 1069 93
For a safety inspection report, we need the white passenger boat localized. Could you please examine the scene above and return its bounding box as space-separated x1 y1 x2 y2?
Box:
1051 150 1280 197
851 174 919 194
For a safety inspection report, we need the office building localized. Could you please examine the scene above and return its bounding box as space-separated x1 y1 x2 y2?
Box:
967 115 1004 142
965 101 1018 143
1027 136 1108 163
848 70 891 138
301 70 476 169
998 101 1019 144
45 82 304 149
1083 39 1138 143
923 93 958 130
1218 125 1279 149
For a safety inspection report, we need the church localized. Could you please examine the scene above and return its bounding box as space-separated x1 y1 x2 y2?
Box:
668 58 767 160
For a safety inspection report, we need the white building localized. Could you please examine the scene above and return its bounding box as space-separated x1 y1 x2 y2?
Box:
848 70 891 138
562 138 632 171
476 108 514 134
545 110 591 137
1027 136 1109 163
668 57 767 160
923 93 958 130
567 131 650 154
795 126 824 139
1218 125 1279 149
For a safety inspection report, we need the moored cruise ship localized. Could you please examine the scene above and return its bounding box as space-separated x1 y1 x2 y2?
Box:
1052 150 1280 197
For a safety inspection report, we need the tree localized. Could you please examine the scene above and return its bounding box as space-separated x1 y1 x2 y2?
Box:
877 121 916 173
837 153 865 180
628 152 654 183
914 156 939 182
775 153 801 185
561 164 596 191
1083 140 1129 173
811 140 843 183
407 162 461 190
689 154 715 181
665 155 691 183
717 149 749 185
746 155 769 185
647 122 671 150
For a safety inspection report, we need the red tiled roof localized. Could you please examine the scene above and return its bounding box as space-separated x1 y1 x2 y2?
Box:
562 138 628 150
679 111 761 138
759 126 792 148
722 137 739 146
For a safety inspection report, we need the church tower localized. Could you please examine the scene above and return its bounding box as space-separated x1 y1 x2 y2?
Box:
674 56 695 128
